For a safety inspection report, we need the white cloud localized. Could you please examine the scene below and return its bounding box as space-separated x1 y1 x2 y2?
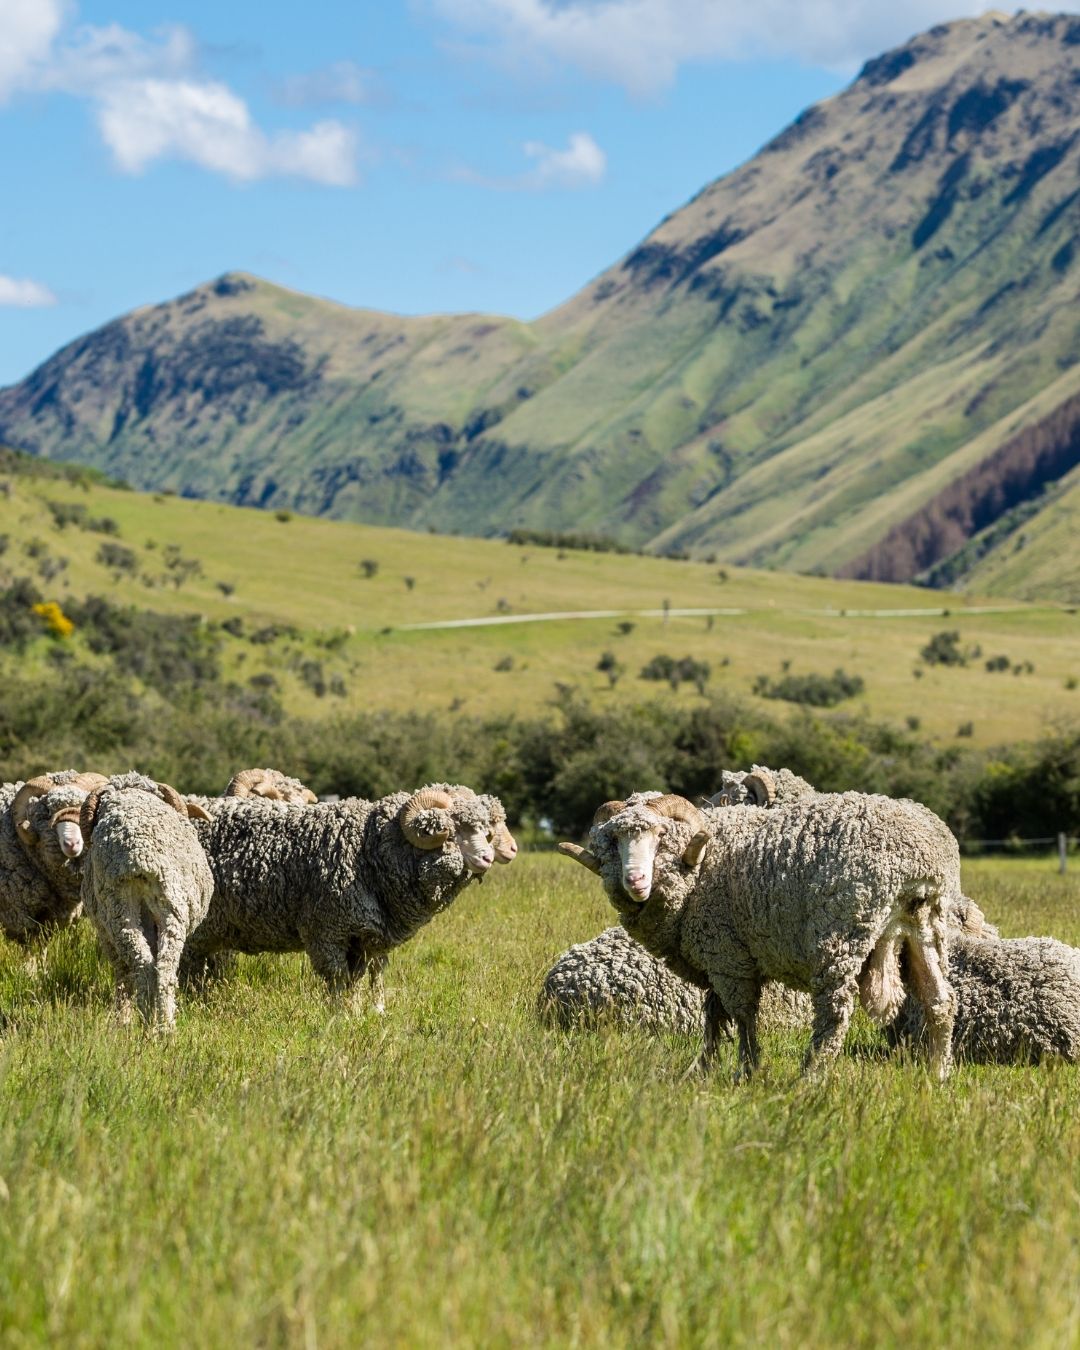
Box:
276 60 379 108
97 78 357 185
430 0 990 94
0 0 358 186
454 129 606 189
0 0 65 101
0 274 57 307
521 130 605 187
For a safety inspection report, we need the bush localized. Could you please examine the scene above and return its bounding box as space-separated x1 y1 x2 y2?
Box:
753 668 864 708
96 541 138 574
359 559 379 579
920 631 969 667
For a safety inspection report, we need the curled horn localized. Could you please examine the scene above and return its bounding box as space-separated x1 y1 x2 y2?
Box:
49 805 83 828
645 794 711 866
80 789 105 841
225 768 275 799
592 800 626 828
11 775 59 838
300 786 318 804
557 841 602 874
703 791 732 808
743 770 776 808
399 788 456 849
156 783 189 817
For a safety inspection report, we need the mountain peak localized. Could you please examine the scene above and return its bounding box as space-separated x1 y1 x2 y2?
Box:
3 12 1080 594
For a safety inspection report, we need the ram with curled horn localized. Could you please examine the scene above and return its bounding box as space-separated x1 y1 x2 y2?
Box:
0 769 108 946
181 780 510 1015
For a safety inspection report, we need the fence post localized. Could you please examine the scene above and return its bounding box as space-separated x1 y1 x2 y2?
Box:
1060 833 1068 875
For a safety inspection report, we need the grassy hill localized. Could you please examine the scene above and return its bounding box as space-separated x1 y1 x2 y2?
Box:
2 448 1077 749
5 14 1080 590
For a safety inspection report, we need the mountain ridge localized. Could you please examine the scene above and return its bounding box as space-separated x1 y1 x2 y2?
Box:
3 10 1080 598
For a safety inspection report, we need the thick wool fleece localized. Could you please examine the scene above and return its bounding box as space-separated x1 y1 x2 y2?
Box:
539 925 812 1035
186 787 501 1002
888 927 1080 1064
0 773 92 944
589 791 961 1076
81 772 214 1030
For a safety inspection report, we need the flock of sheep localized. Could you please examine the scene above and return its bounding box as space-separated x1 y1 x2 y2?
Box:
3 761 1078 1073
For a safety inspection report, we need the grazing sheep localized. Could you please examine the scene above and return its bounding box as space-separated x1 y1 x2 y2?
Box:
65 773 213 1029
539 924 811 1036
186 784 507 1012
888 896 1080 1064
0 770 106 945
560 790 960 1080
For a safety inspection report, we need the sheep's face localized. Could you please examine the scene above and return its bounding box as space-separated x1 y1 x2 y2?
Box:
454 819 497 874
588 804 670 906
24 787 88 874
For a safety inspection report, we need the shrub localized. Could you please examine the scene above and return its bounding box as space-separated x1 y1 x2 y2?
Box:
957 722 975 738
596 651 624 689
359 559 379 579
985 654 1010 673
32 600 75 638
97 541 138 574
920 630 969 667
753 668 865 708
275 510 293 523
494 656 515 672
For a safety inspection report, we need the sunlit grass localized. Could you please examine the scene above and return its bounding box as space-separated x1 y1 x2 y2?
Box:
0 854 1077 1346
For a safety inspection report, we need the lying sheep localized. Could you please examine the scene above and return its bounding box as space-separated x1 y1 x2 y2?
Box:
64 773 213 1029
560 790 961 1080
539 924 811 1036
888 898 1080 1064
186 784 508 1012
0 770 106 945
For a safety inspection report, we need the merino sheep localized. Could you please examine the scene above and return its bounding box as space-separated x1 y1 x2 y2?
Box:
539 924 811 1035
0 770 106 945
66 773 213 1029
888 896 1080 1063
560 790 961 1080
185 784 508 1012
702 765 815 810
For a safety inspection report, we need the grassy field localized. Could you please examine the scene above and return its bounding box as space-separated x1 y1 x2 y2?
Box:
3 469 1079 747
0 853 1077 1347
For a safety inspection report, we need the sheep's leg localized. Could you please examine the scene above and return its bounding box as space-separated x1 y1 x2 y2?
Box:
153 913 187 1033
711 975 761 1082
307 939 361 1012
905 929 955 1081
367 954 389 1014
112 897 156 1027
803 978 857 1075
692 989 727 1074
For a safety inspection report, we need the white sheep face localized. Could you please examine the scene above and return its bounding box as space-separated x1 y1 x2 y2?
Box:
455 823 496 874
617 824 667 903
54 820 84 859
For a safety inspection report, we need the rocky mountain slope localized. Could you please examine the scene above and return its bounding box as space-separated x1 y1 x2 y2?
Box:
3 11 1080 590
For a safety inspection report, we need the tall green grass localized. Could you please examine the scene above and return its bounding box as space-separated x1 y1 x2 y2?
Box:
0 854 1077 1347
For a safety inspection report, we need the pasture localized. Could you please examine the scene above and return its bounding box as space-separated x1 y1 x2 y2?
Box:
2 466 1079 746
1 852 1077 1347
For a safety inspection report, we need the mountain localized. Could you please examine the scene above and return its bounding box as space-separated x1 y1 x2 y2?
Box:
4 10 1080 591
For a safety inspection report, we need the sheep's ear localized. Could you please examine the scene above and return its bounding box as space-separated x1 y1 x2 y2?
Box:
186 802 212 821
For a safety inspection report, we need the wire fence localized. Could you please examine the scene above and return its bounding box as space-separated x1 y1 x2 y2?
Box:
959 833 1076 871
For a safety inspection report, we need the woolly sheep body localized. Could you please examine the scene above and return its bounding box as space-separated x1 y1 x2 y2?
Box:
577 790 960 1079
539 925 812 1035
187 787 501 1010
0 773 94 944
80 773 214 1030
889 931 1080 1064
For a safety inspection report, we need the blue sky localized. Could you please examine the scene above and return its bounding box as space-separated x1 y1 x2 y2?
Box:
0 0 991 386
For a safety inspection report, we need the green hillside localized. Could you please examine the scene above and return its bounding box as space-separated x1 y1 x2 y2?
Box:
1 448 1077 749
4 13 1080 590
